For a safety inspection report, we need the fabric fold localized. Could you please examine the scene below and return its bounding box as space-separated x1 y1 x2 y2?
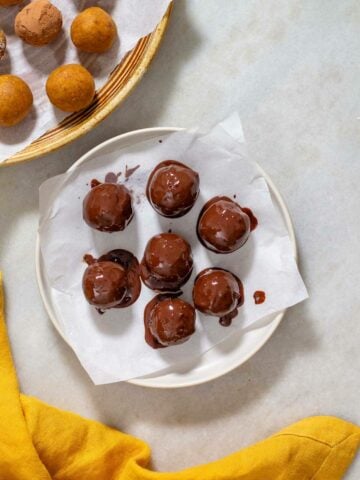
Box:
0 272 359 479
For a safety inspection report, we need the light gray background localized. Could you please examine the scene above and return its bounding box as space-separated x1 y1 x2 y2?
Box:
0 0 359 476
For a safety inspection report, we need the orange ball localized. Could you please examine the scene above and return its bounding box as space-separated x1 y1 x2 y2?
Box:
0 75 33 127
46 64 95 113
71 7 117 53
15 0 62 47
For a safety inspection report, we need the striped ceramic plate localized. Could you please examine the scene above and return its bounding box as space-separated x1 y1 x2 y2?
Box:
5 4 172 166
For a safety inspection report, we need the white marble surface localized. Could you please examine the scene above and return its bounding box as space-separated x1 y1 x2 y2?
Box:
0 0 359 476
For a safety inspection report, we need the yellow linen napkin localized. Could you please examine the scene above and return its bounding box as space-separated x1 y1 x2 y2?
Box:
0 272 359 479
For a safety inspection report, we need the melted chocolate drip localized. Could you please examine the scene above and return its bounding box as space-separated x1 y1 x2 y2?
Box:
91 179 101 188
219 308 238 326
253 290 266 305
98 249 142 308
104 172 121 183
242 207 258 231
125 164 140 180
83 253 96 265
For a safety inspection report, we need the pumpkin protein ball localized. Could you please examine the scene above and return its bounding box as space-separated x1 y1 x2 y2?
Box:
15 0 62 47
46 64 95 112
71 7 117 53
0 75 33 127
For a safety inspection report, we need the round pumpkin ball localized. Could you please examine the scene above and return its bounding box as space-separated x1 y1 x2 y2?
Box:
0 75 33 127
71 7 117 53
0 0 23 6
15 0 62 47
46 64 95 112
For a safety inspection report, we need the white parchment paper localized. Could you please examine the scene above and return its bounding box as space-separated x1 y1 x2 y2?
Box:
38 115 308 384
0 0 170 162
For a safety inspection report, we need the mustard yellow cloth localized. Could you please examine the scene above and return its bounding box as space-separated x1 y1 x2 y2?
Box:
0 273 359 480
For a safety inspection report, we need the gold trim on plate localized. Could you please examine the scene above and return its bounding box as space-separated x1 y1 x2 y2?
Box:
3 4 172 166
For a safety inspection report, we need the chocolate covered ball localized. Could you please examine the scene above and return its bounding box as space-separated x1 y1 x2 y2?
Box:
144 295 196 348
197 196 251 253
15 0 62 46
46 64 95 112
193 268 244 326
83 249 141 310
141 233 193 292
146 160 199 217
0 75 33 127
71 7 117 53
83 181 133 232
82 261 127 309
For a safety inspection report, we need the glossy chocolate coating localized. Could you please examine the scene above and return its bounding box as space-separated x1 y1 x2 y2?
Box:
192 268 244 326
140 233 193 292
83 249 141 310
83 181 133 232
146 160 199 217
197 196 251 253
144 295 196 348
82 261 127 308
98 250 141 308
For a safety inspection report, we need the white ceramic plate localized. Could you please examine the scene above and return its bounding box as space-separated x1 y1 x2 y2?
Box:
36 127 297 389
